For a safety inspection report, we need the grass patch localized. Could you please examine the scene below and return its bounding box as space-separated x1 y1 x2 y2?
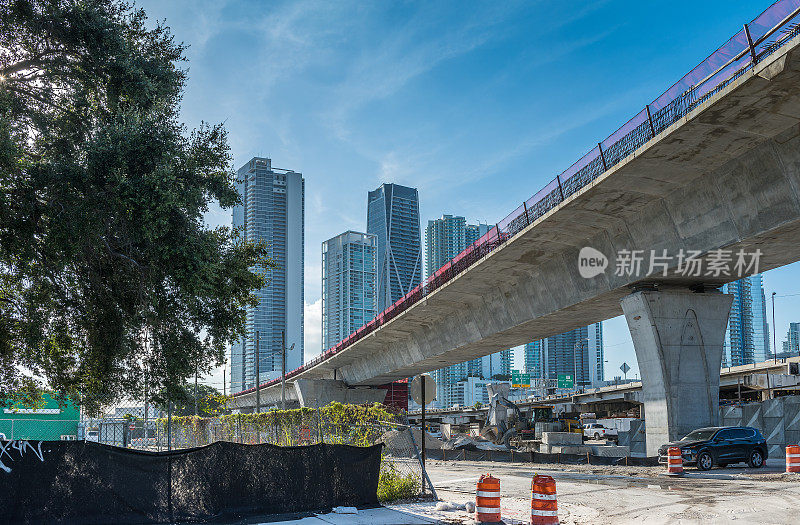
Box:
377 459 420 502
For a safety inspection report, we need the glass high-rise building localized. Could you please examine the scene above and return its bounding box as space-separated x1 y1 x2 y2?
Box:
433 350 513 408
425 214 495 407
528 323 604 388
367 184 422 312
230 157 304 394
782 322 800 357
321 231 377 351
524 340 543 378
723 274 770 367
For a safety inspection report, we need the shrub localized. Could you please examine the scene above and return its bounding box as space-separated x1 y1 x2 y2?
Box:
377 459 420 502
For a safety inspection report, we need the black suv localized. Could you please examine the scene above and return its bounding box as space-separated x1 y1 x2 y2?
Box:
658 426 768 471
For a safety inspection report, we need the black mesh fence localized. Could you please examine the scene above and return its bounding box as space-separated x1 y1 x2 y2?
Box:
0 440 381 524
76 401 424 503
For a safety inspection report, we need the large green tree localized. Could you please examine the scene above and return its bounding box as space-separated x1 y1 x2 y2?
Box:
0 0 273 414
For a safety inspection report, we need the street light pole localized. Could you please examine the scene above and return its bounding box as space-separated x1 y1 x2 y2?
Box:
255 330 261 414
772 292 778 363
281 331 286 411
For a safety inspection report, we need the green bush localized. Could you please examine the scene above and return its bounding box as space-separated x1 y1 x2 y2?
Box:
377 459 420 502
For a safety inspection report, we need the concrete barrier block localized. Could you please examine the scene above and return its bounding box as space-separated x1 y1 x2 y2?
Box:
550 445 593 455
784 404 800 431
784 430 800 447
768 443 785 459
542 432 583 445
590 445 630 457
763 417 785 446
763 398 785 419
721 406 742 420
742 403 762 428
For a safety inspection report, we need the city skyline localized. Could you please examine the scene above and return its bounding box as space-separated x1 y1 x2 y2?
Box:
136 0 800 392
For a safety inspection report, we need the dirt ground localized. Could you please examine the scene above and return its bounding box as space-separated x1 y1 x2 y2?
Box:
391 459 800 524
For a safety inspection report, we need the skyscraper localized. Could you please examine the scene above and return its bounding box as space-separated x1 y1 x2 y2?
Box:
367 184 422 312
782 322 800 356
230 157 304 394
723 274 770 367
425 214 494 407
530 323 604 388
433 350 513 408
321 231 377 351
524 340 543 378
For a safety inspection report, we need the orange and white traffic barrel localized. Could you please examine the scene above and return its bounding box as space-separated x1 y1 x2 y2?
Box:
531 474 559 524
667 447 684 476
475 474 501 523
786 445 800 473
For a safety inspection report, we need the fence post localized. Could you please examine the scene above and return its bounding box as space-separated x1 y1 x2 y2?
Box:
597 142 607 171
645 104 656 137
523 201 530 225
744 24 757 65
557 176 565 201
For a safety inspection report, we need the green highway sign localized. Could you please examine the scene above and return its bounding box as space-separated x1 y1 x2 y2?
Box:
557 373 574 389
511 370 530 387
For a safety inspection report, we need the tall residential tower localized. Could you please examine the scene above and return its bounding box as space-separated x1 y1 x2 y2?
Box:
723 274 770 366
367 184 422 312
230 157 304 393
321 231 378 351
424 214 501 407
525 323 604 387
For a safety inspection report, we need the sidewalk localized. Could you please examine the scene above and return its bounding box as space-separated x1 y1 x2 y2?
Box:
258 507 437 525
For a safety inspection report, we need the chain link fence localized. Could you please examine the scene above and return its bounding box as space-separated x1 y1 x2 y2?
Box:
37 401 427 502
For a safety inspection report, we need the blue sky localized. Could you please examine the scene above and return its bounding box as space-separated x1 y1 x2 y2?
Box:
137 0 800 389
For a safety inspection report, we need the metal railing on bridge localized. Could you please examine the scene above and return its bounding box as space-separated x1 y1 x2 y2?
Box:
235 0 800 399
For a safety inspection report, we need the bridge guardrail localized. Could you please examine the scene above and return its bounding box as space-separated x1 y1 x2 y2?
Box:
235 0 800 398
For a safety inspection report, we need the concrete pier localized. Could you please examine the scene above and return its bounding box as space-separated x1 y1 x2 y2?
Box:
621 289 733 455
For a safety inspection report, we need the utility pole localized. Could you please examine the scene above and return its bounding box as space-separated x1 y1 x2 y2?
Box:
280 332 293 411
255 330 261 414
420 374 426 495
281 331 286 410
167 401 172 452
194 362 198 416
772 292 778 363
223 364 227 397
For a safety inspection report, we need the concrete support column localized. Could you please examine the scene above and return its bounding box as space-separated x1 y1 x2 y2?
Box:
621 289 732 456
293 379 387 408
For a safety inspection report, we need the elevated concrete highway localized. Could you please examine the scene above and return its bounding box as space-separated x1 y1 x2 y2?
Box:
406 357 800 425
233 8 800 453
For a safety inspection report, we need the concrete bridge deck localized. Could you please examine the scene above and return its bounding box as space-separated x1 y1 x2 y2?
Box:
233 24 800 414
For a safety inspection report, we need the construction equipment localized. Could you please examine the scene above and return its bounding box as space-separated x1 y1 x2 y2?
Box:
482 383 531 447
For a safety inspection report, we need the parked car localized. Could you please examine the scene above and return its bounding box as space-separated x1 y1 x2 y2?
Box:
658 426 767 471
583 423 617 441
86 430 100 442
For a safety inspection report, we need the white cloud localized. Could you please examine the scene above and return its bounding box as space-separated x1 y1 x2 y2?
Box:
304 298 323 362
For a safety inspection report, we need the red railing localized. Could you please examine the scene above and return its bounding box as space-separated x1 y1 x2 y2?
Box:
235 0 800 398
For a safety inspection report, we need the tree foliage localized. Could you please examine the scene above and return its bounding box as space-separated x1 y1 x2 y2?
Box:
167 382 228 417
0 0 274 414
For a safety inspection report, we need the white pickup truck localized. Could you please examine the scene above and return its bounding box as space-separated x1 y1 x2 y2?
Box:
583 423 618 441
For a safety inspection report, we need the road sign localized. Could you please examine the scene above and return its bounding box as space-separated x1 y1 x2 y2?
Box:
410 374 436 405
512 370 531 388
557 373 574 389
620 362 631 375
